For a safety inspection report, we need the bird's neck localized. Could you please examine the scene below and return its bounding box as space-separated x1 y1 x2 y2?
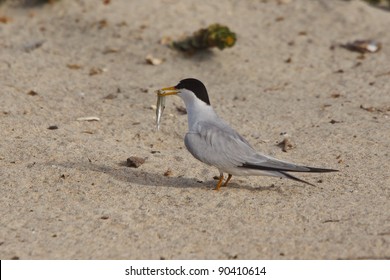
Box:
181 96 217 131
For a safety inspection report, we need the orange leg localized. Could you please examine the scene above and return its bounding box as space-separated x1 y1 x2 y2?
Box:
215 173 224 191
223 174 233 187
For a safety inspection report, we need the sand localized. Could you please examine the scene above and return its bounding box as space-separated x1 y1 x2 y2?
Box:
0 0 389 259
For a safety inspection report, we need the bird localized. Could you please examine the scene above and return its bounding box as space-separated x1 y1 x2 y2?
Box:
157 78 338 190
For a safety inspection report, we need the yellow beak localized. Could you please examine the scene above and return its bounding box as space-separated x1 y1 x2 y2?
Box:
157 86 179 96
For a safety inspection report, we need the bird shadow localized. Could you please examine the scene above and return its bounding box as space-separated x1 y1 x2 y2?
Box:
222 181 290 193
48 161 283 192
51 161 203 189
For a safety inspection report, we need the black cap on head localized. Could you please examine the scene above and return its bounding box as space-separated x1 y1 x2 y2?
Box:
176 78 210 105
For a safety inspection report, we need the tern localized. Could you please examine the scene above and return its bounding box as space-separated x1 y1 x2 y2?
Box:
158 78 337 190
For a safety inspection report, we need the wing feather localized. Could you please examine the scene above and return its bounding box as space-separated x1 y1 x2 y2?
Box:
185 121 337 174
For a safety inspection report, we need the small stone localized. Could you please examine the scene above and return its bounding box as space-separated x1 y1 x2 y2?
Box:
175 105 187 115
126 156 145 168
27 90 38 96
145 54 163 65
330 93 341 98
103 93 117 100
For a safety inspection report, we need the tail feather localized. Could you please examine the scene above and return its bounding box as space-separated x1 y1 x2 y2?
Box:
299 166 338 173
241 163 338 173
278 171 316 187
240 163 338 186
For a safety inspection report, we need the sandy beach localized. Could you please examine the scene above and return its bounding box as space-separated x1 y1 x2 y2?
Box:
0 0 389 259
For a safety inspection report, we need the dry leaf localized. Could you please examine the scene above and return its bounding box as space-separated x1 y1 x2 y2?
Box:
67 64 82 70
89 67 104 76
102 47 119 54
342 40 381 53
97 19 108 29
0 16 12 24
360 104 390 113
277 132 294 152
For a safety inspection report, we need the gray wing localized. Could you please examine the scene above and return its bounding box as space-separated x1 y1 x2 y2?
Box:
184 121 317 172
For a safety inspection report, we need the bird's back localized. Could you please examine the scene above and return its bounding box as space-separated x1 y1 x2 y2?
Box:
185 115 332 176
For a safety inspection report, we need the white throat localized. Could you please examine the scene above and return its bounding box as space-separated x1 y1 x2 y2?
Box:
178 89 217 131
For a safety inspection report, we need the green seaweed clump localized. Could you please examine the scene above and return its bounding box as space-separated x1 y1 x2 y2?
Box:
172 24 236 53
